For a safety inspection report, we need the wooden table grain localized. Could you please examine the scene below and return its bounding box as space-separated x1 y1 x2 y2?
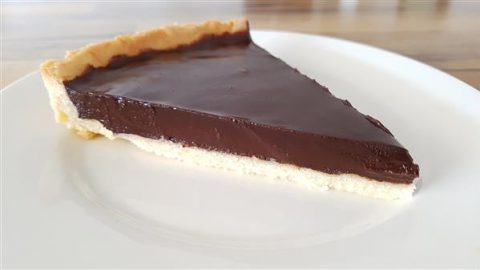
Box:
2 0 479 90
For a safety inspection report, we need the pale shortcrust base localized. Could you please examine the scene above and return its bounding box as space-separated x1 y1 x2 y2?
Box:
40 19 416 200
124 134 417 200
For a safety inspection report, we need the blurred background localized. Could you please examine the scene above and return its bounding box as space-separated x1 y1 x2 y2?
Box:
1 0 479 89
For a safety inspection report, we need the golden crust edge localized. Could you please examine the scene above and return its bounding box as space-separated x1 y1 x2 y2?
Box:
40 19 248 82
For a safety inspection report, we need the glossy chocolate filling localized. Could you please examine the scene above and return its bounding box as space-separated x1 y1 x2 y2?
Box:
65 31 419 183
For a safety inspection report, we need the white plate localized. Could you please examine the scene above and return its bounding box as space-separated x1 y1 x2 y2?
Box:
2 31 480 268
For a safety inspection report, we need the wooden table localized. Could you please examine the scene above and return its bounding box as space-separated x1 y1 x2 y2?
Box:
2 0 479 90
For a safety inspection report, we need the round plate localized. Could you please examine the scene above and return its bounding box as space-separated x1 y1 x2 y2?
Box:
2 31 480 268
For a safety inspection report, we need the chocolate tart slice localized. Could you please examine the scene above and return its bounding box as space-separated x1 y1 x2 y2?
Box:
40 19 419 200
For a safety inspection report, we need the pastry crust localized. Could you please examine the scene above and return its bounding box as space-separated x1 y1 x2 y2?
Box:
41 19 248 82
40 19 416 200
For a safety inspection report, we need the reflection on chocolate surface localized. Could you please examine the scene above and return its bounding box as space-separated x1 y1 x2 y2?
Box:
65 31 419 183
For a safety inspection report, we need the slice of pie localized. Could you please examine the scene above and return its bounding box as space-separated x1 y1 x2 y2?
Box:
40 19 419 200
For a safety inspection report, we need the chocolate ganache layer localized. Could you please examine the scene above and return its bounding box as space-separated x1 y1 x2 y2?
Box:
64 31 419 184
